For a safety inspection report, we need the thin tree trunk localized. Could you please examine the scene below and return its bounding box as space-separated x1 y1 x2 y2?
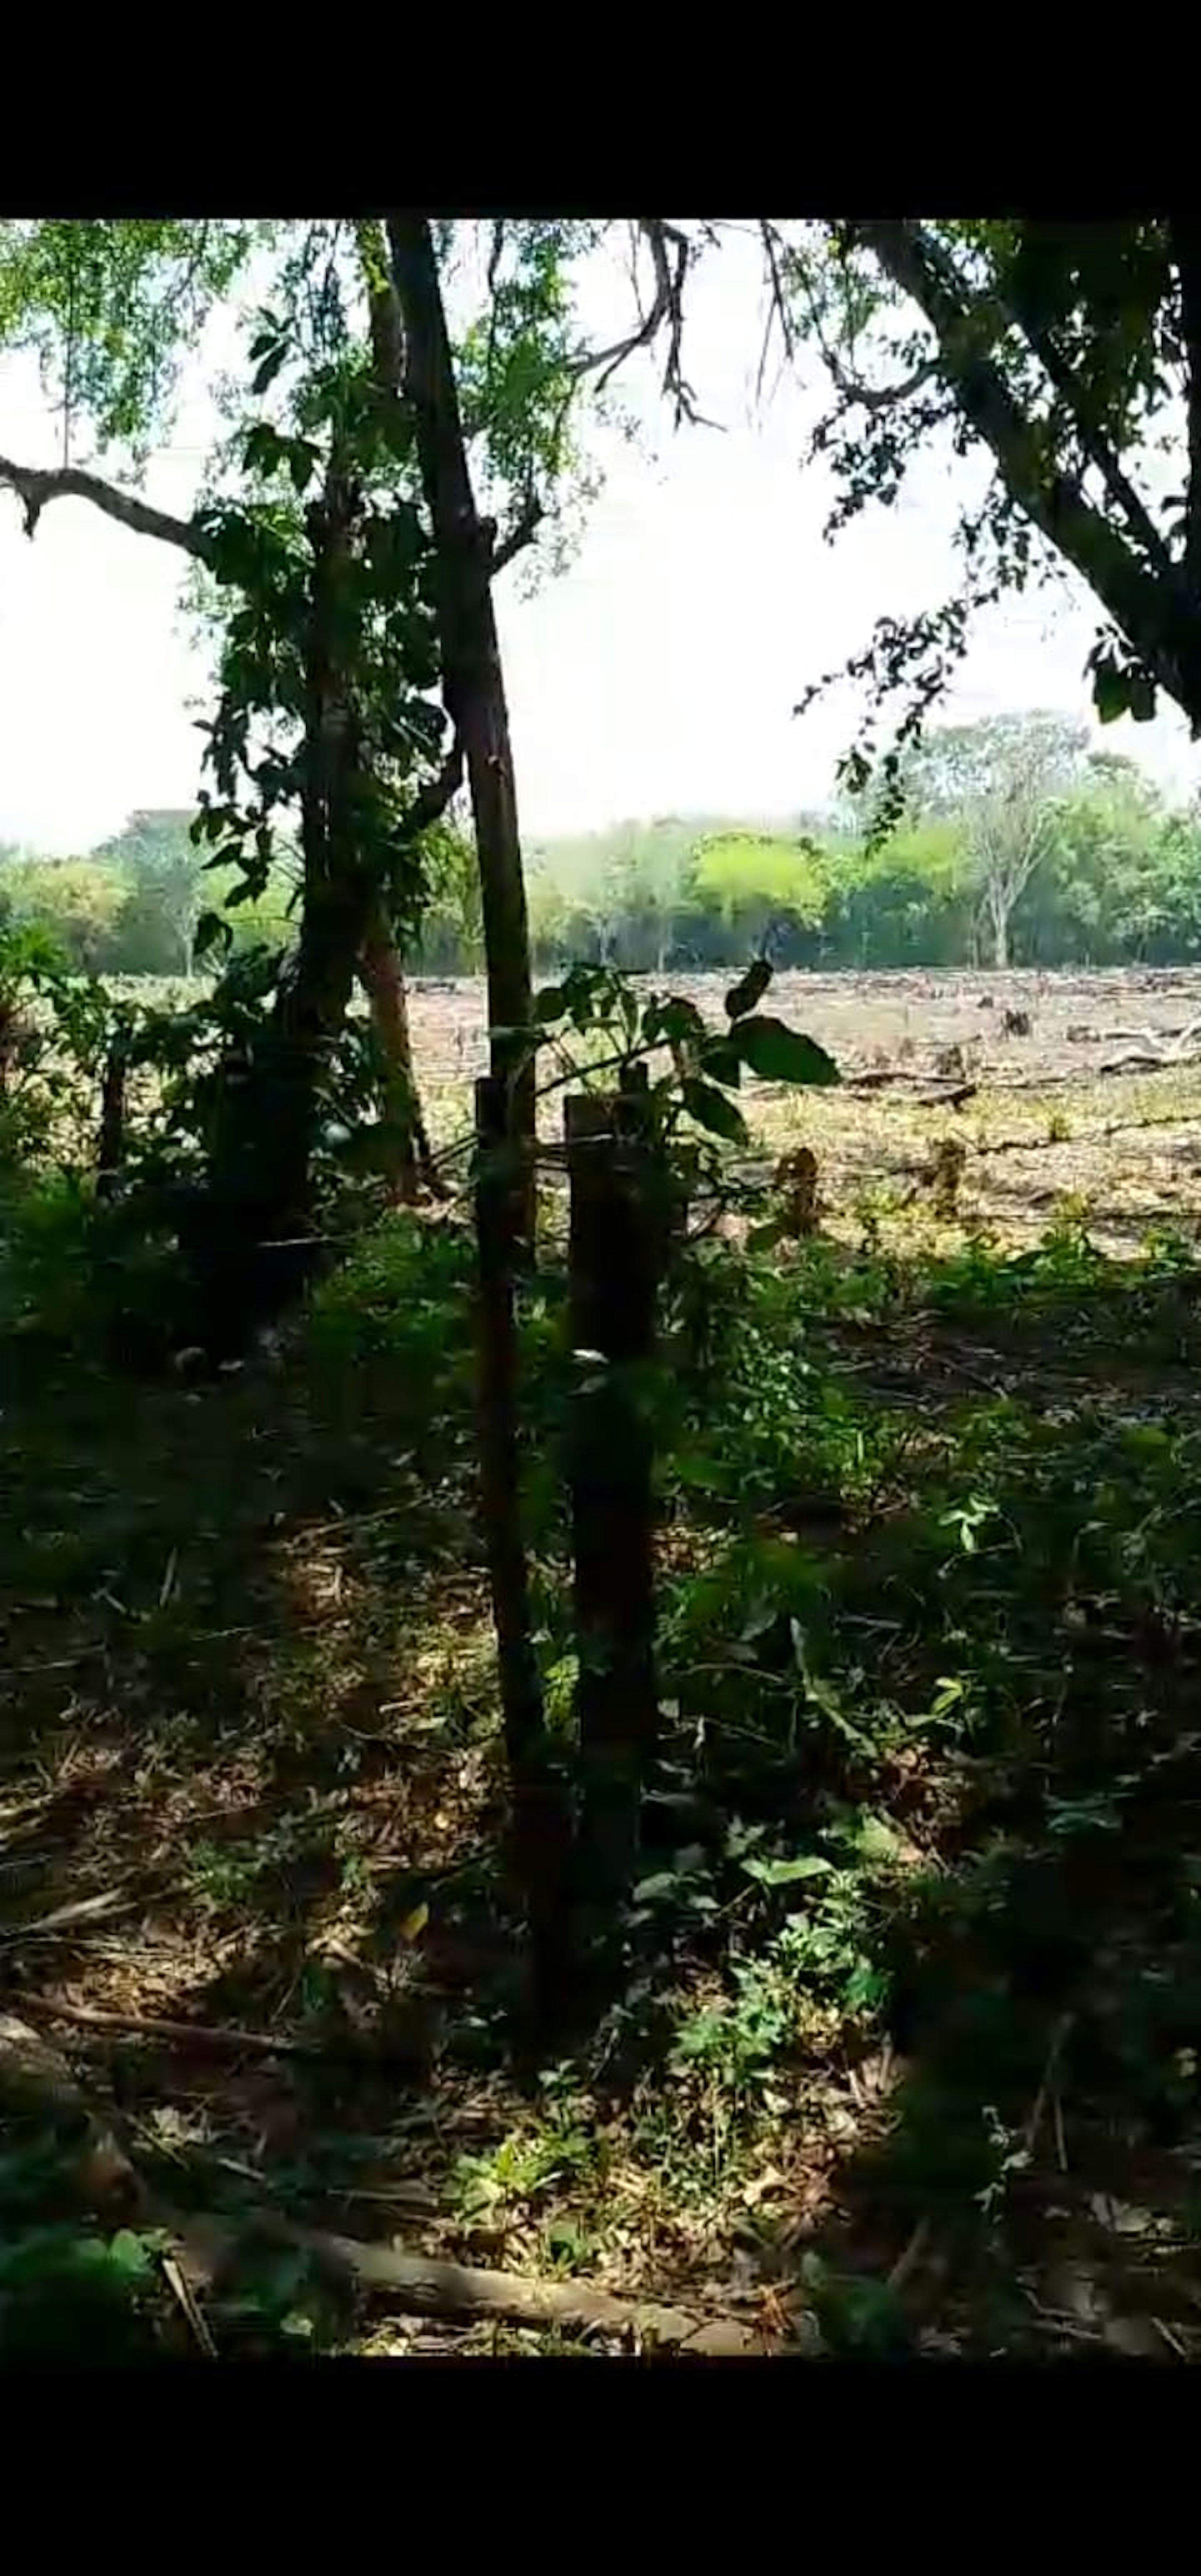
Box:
262 457 367 1230
95 1019 131 1203
474 1074 572 2016
566 1084 661 1907
385 214 536 1255
357 898 440 1204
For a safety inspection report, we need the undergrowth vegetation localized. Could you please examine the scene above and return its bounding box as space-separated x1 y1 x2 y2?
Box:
5 1162 1201 2358
12 210 1201 2370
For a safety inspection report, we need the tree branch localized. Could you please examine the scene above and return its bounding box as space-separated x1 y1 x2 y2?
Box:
1169 215 1201 585
976 254 1173 579
852 221 1195 717
396 730 464 844
783 233 936 414
490 492 545 576
568 218 706 423
0 451 210 558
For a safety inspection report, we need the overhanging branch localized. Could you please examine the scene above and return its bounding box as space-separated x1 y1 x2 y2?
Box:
783 234 936 415
851 221 1186 711
568 218 706 423
398 730 465 843
0 451 209 559
490 493 545 577
1168 215 1201 585
948 243 1174 580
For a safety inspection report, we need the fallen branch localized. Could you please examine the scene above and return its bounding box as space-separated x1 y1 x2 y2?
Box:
12 1992 429 2070
3 2008 792 2354
0 1888 138 1944
843 1067 938 1090
1098 1047 1201 1076
916 1082 977 1110
845 1071 977 1104
0 2010 149 2223
176 2208 774 2355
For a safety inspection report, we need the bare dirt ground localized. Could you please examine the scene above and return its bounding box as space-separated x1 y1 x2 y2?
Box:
409 967 1201 1255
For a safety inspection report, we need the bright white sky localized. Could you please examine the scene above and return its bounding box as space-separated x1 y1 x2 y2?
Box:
0 227 1195 856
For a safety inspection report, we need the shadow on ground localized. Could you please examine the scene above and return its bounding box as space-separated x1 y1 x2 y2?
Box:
5 1213 1201 2353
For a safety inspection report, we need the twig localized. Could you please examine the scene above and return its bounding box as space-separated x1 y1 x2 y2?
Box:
887 2216 932 2296
490 495 545 577
274 1495 415 1547
1053 2091 1068 2175
160 2251 219 2359
1023 2307 1102 2347
1024 2011 1075 2157
0 1888 137 1944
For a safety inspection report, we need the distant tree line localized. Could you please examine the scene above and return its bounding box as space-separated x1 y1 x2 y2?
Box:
4 719 1200 983
0 811 296 979
520 721 1201 978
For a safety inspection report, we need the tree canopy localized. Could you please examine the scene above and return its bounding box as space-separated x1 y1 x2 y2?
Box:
783 219 1201 792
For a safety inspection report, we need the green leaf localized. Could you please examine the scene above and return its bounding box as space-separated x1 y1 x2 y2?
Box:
242 421 286 478
743 1853 834 1886
644 996 707 1051
681 1079 748 1145
107 2228 157 2284
699 1035 743 1089
193 910 233 961
724 957 773 1020
251 345 287 398
733 1016 840 1087
1127 672 1157 723
286 438 320 495
534 984 567 1023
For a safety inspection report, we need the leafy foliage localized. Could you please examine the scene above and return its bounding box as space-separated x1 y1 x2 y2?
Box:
0 219 266 461
783 218 1201 795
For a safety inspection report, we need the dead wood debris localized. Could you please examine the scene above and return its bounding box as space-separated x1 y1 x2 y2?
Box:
0 2009 788 2356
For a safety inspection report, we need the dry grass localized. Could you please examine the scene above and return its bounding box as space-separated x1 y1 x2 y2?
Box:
404 966 1201 1257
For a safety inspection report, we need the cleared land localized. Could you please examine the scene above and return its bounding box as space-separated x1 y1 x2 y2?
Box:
407 965 1201 1255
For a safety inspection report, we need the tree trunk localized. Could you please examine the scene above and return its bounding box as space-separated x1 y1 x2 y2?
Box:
566 1085 661 1909
191 464 370 1347
474 1074 572 2020
385 214 536 1255
95 1019 131 1203
357 898 439 1204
